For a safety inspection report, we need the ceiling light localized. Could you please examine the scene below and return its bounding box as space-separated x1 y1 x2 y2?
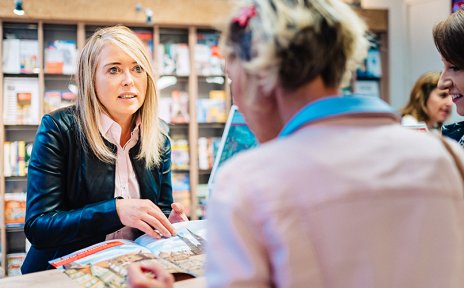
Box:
13 0 25 16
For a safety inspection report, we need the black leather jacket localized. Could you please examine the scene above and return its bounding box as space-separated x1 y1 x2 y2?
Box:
442 121 464 145
21 106 173 273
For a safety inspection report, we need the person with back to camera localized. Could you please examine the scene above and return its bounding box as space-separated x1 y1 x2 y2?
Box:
21 25 188 274
128 1 464 287
400 71 452 133
434 8 464 146
203 0 464 287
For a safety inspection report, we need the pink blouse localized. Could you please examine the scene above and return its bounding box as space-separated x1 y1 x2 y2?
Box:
99 112 141 240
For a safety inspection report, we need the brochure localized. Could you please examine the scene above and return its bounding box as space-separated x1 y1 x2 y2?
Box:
49 220 206 287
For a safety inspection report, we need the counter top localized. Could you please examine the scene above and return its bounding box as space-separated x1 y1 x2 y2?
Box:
0 269 206 288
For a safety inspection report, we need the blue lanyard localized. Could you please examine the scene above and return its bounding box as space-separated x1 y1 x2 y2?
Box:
279 95 397 137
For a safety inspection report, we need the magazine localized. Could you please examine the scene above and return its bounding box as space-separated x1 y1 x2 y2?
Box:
49 220 206 287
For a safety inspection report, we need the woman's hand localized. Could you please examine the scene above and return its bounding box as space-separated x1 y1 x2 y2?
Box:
168 202 189 224
116 199 176 239
127 261 174 288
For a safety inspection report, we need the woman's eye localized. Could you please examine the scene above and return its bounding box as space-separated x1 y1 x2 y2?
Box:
109 67 119 74
450 66 460 72
134 65 144 73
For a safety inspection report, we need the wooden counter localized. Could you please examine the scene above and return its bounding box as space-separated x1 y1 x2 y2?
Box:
0 269 206 288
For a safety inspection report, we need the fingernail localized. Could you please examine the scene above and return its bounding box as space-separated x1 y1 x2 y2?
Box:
153 231 161 239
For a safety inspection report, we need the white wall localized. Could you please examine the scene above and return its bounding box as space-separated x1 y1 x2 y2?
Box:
361 0 406 109
361 0 451 118
406 0 447 80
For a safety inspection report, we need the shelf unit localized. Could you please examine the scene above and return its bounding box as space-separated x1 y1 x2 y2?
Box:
0 0 388 277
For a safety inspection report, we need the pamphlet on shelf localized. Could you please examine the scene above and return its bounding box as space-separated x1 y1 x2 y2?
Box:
4 192 27 228
44 90 77 114
44 40 77 75
2 39 39 74
198 137 221 170
49 220 206 287
171 139 190 170
157 43 190 76
2 39 20 73
175 44 190 76
4 141 33 177
7 253 26 277
171 90 189 123
3 77 40 124
195 31 224 76
196 184 209 219
172 173 191 216
20 40 40 73
158 97 172 123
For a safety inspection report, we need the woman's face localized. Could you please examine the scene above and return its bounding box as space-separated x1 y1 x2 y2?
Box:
425 87 452 126
95 43 147 124
438 58 464 115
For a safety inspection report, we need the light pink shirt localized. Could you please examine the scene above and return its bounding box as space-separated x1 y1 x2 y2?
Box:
206 115 464 288
99 112 141 240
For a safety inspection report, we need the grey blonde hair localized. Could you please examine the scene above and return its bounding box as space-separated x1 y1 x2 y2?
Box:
76 25 164 168
222 0 369 92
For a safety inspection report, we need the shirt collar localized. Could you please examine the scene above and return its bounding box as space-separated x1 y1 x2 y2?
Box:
99 112 142 145
279 95 398 137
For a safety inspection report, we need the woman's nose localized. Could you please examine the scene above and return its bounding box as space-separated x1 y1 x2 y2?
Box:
437 74 451 90
122 69 134 86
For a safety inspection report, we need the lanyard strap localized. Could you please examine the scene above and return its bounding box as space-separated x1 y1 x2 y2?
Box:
279 95 397 137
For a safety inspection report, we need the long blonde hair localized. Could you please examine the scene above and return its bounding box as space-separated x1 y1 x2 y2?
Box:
76 25 164 168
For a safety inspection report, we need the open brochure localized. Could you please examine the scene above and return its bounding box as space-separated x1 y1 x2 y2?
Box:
49 220 206 287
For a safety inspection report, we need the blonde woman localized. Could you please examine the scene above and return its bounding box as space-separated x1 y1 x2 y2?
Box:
401 71 451 132
22 26 187 274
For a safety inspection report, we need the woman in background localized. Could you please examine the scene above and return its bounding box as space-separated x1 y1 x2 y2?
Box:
434 8 464 145
22 25 187 274
401 71 451 132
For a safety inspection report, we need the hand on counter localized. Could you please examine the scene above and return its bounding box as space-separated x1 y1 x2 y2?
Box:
116 198 176 239
128 261 174 288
